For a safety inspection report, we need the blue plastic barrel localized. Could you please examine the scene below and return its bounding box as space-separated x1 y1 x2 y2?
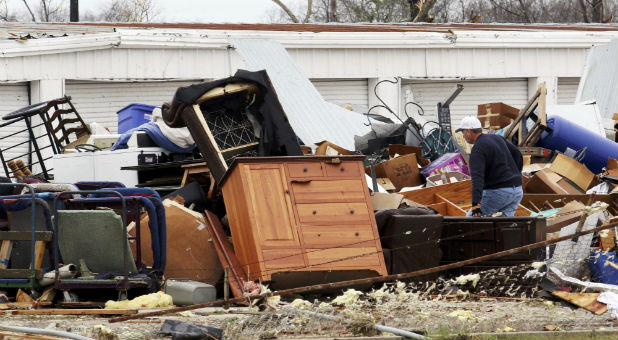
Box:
538 116 618 173
116 103 157 134
588 251 618 284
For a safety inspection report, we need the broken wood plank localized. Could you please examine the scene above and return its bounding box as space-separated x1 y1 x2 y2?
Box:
16 289 33 302
204 210 249 303
0 240 12 269
0 330 66 340
195 83 258 104
0 302 52 310
10 309 138 315
34 240 46 270
551 291 608 315
56 301 106 309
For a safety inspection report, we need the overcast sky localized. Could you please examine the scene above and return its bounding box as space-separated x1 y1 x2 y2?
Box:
6 0 303 23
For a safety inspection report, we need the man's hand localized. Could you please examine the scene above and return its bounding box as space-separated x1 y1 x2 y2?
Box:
471 204 482 217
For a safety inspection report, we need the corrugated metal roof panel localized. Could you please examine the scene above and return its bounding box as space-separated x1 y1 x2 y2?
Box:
230 39 373 150
577 38 618 118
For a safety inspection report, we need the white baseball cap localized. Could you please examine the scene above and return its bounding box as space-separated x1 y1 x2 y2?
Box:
455 116 482 132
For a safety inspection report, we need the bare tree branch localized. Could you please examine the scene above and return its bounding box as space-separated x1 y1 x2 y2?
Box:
413 0 437 22
272 0 301 23
517 0 534 22
578 0 591 22
303 0 313 23
21 0 36 21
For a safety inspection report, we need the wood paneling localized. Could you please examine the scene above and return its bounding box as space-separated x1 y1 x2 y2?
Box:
222 157 387 281
324 162 361 177
301 225 375 247
287 162 324 177
292 179 366 203
306 248 381 267
297 203 370 224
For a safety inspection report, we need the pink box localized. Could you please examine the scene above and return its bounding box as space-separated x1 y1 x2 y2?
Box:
421 153 470 177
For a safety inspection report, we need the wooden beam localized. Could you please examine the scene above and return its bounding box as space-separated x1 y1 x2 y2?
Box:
0 240 12 269
0 330 66 340
0 231 53 242
10 309 138 315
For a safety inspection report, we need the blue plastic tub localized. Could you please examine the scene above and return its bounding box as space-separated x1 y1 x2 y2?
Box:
588 251 618 284
117 103 157 133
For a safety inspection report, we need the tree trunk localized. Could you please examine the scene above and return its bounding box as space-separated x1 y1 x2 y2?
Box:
303 0 313 23
271 0 300 23
413 0 437 22
40 0 49 21
578 0 590 22
591 0 604 22
329 0 337 22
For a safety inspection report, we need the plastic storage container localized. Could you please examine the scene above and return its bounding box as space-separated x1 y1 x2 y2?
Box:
164 279 216 306
117 103 157 134
538 116 618 173
588 250 618 284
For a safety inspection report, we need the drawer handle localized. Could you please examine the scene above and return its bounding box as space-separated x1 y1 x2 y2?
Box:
313 210 317 214
291 179 312 184
350 209 355 214
340 167 345 172
355 232 359 236
303 168 308 172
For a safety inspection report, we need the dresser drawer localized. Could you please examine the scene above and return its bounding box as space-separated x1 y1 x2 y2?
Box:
301 225 376 247
324 162 361 177
296 203 371 224
287 163 323 177
291 179 366 203
306 248 380 267
262 249 305 270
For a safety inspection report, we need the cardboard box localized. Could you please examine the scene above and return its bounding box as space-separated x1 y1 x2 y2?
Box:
607 158 618 177
549 153 594 191
525 168 582 194
365 153 423 191
388 144 430 167
370 192 424 210
421 152 470 177
477 102 520 129
426 171 470 187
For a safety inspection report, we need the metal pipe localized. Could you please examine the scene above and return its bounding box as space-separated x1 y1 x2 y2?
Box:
39 264 77 287
109 220 618 323
0 325 94 340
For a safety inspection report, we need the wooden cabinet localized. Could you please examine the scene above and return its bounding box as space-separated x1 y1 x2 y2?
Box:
221 156 387 282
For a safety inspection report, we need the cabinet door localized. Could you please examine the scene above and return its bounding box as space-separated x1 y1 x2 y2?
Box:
247 164 299 247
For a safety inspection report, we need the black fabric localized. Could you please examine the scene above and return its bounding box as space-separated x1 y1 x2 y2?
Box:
375 207 443 280
160 320 223 340
470 134 523 205
163 69 302 158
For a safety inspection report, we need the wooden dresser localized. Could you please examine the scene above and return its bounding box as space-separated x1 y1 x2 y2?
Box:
221 156 387 282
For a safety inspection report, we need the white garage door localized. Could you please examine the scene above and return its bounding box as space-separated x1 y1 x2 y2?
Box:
65 80 205 133
558 77 580 105
312 79 369 107
401 79 529 127
0 83 31 175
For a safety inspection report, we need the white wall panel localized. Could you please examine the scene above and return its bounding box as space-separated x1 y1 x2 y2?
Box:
311 79 369 107
65 80 204 133
558 77 580 105
0 83 30 175
402 79 529 125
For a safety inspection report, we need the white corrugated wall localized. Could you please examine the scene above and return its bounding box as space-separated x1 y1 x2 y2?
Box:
311 79 369 107
0 83 31 176
401 79 529 126
557 77 580 105
65 80 204 133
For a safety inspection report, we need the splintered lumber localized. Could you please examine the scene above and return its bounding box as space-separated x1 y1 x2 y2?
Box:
11 309 138 316
109 220 618 323
551 291 608 315
0 240 12 269
0 331 66 340
0 302 52 310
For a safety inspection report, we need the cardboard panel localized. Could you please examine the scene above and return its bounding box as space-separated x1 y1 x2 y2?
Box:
550 153 594 191
365 153 422 191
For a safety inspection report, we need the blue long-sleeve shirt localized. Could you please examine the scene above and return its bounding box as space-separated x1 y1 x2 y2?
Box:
470 134 523 205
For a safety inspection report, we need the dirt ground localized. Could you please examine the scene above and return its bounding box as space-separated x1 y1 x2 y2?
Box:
0 296 616 340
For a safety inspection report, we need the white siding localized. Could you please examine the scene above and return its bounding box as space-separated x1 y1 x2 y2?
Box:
311 79 369 107
65 80 204 133
0 83 30 175
401 79 529 126
558 77 580 105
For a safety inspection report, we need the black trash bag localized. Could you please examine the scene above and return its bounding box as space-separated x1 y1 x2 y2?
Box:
160 320 223 340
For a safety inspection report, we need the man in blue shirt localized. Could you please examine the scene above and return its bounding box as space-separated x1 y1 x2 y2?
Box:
456 116 523 217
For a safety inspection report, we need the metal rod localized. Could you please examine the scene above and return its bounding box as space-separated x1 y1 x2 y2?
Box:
109 220 618 323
